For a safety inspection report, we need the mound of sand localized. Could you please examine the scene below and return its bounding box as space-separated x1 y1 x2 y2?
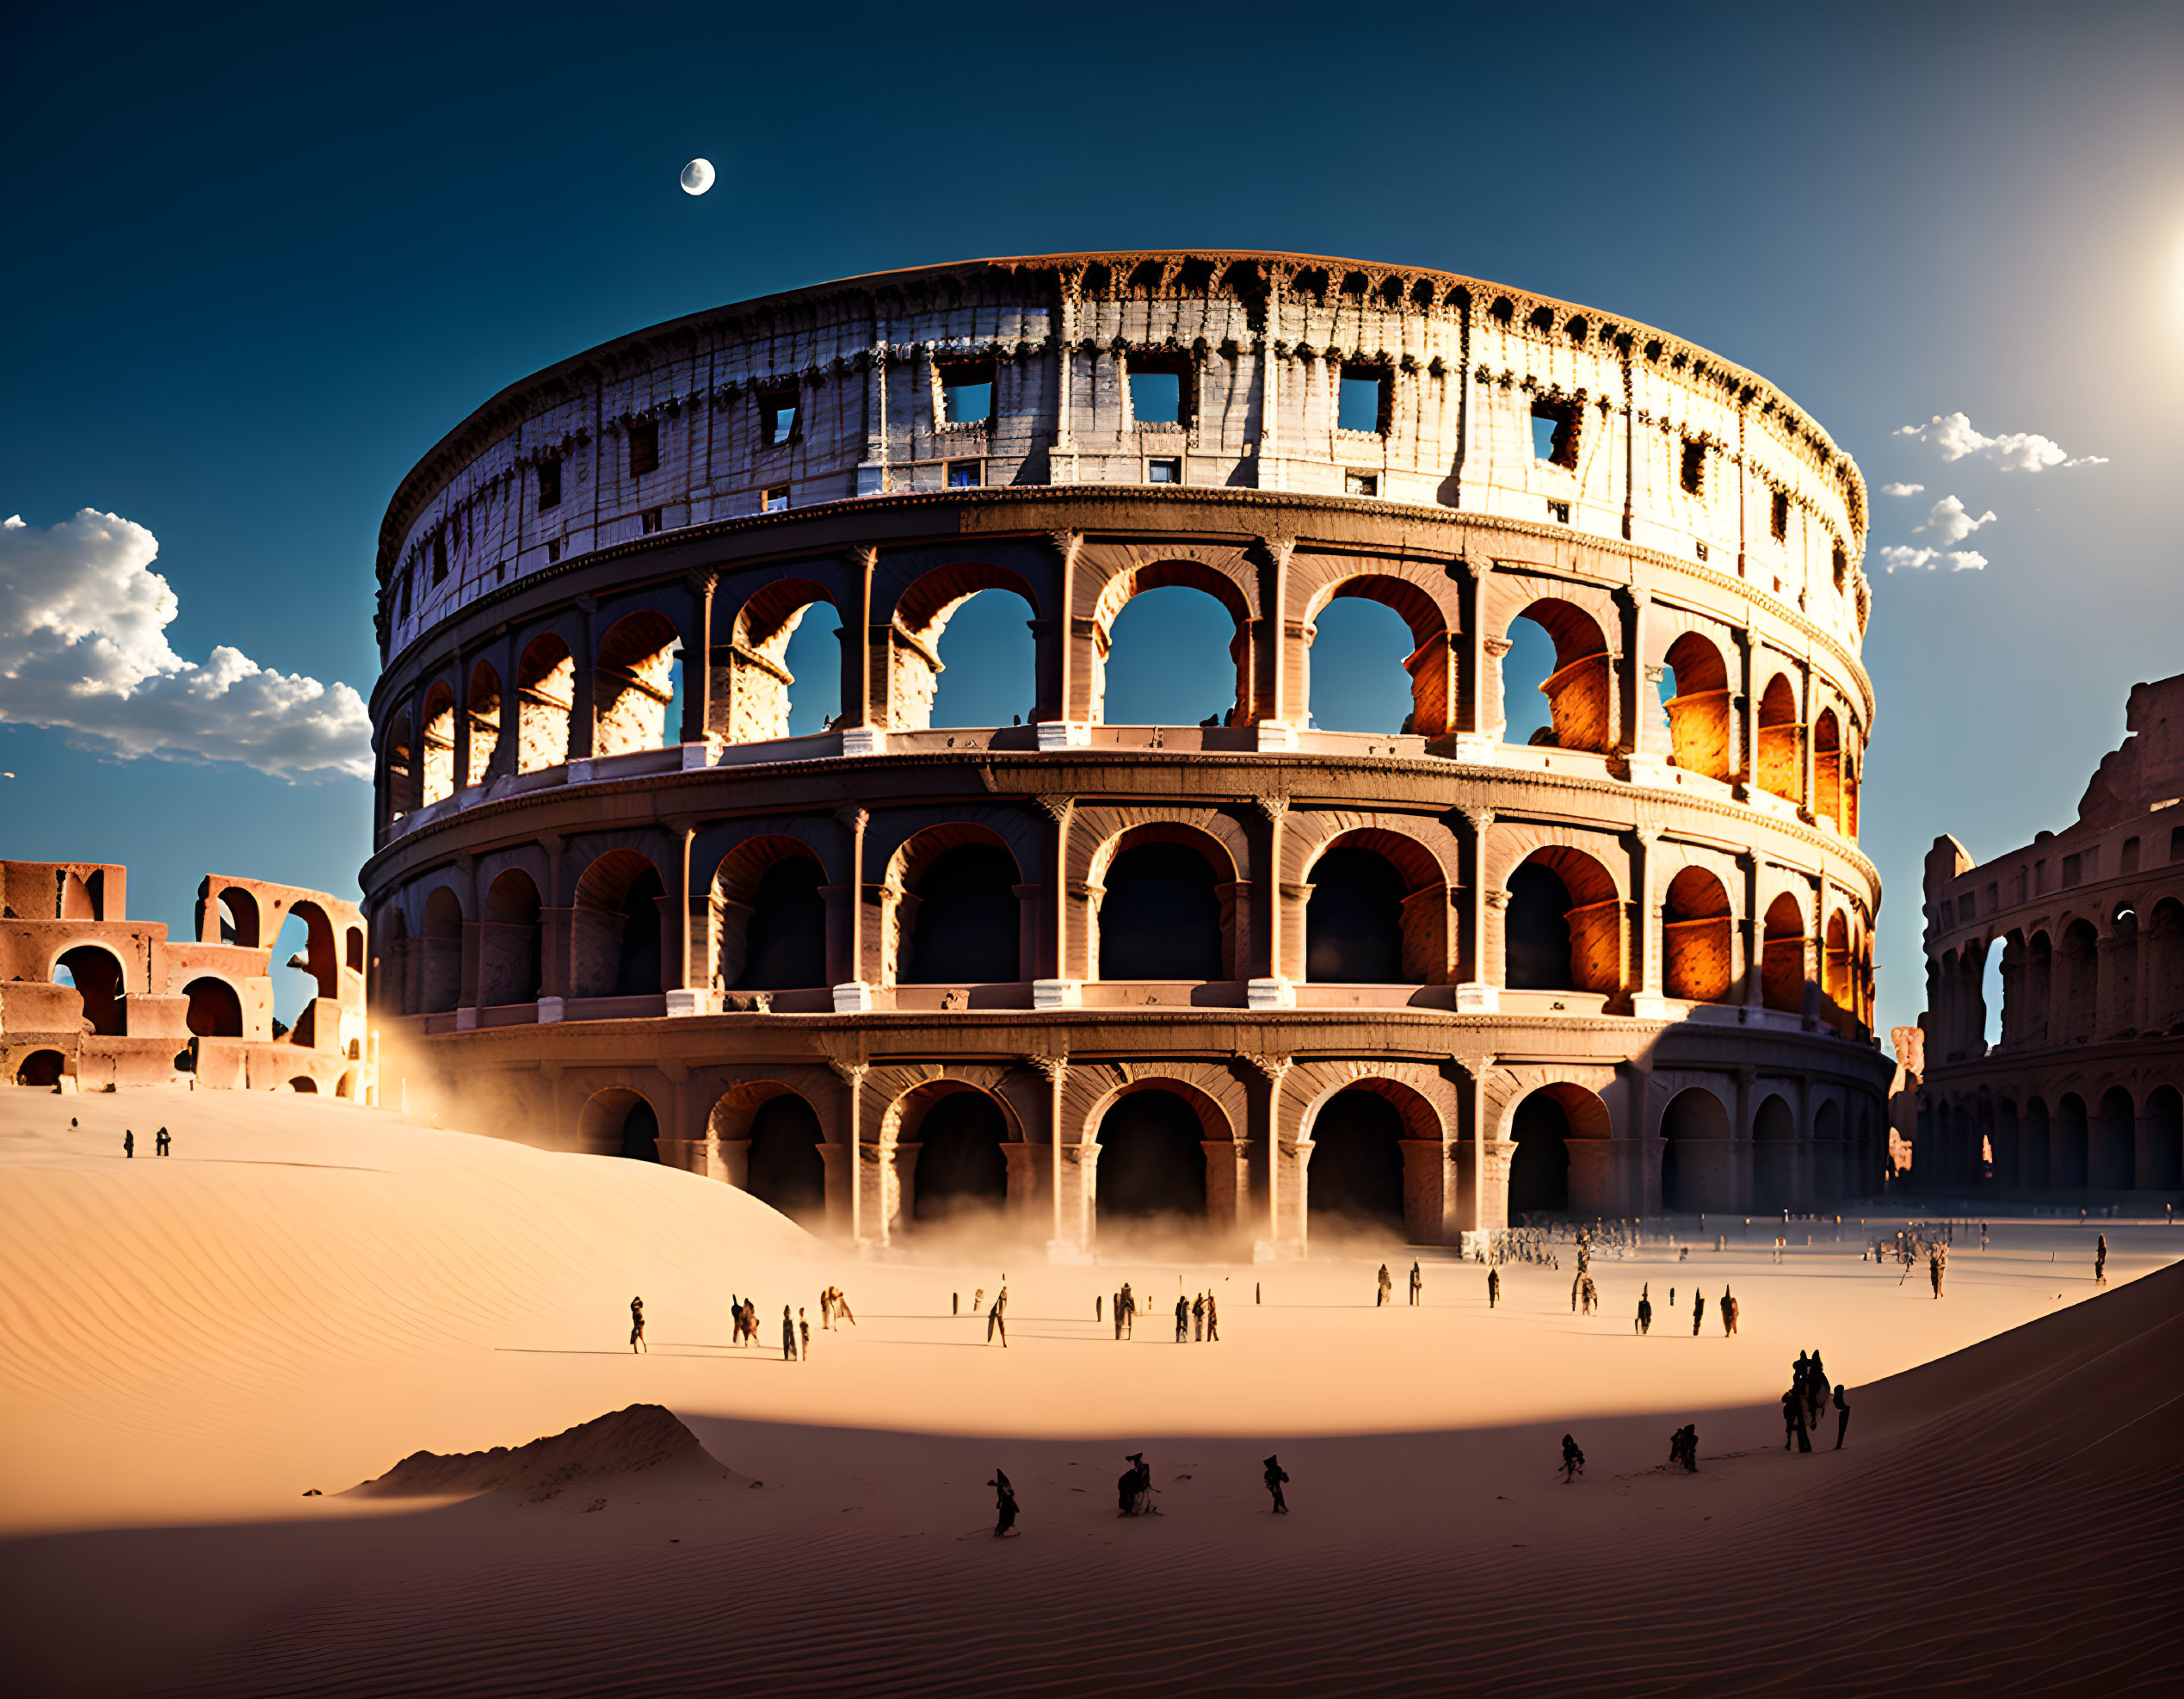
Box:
348 1403 750 1502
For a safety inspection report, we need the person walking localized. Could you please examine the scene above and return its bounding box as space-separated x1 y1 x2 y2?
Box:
1832 1382 1852 1449
782 1304 798 1361
1096 1294 1103 1325
123 1129 134 1159
1720 1287 1738 1336
1174 1293 1189 1343
1191 1292 1205 1342
989 1468 1020 1537
1929 1250 1944 1299
987 1288 1008 1348
1205 1291 1219 1342
1120 1282 1135 1339
1262 1454 1290 1514
155 1127 170 1156
2095 1233 2108 1287
1559 1434 1585 1482
1487 1266 1500 1308
1692 1289 1706 1335
1113 1291 1123 1340
629 1296 647 1354
1409 1262 1422 1306
1377 1263 1392 1307
799 1307 811 1358
1636 1285 1652 1335
835 1288 854 1325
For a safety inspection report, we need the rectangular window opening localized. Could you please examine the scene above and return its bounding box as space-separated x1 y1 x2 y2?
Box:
1126 353 1191 428
1694 540 1709 561
1680 439 1705 495
1770 489 1790 541
1344 470 1378 497
538 458 563 510
2121 836 2141 874
762 484 791 513
1145 457 1181 484
1546 498 1572 524
628 420 660 479
546 539 562 564
641 507 663 534
939 358 995 425
432 532 447 583
1529 397 1579 467
1340 368 1391 435
947 460 984 489
2171 825 2184 864
2062 852 2082 888
759 390 799 448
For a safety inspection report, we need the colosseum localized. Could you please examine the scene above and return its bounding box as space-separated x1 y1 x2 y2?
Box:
363 250 1891 1251
1916 673 2184 1200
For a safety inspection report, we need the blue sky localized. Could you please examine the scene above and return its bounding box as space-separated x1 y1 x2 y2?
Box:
4 1 2180 1033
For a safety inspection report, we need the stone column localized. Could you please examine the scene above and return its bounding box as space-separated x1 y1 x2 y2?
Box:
1738 850 1763 1013
1027 1054 1072 1252
1058 1141 1100 1252
1457 807 1498 1011
830 1060 868 1245
1203 1140 1251 1239
1628 826 1663 1017
679 571 716 745
1033 795 1080 1008
1002 1139 1047 1225
713 1138 750 1189
886 1140 919 1240
1798 664 1817 819
1733 627 1757 799
1614 585 1650 761
1398 1140 1457 1245
832 806 872 1011
570 595 597 762
1248 797 1293 1008
1273 1138 1313 1251
842 545 877 735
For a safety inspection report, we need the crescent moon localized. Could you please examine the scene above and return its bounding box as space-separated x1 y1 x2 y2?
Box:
680 158 715 196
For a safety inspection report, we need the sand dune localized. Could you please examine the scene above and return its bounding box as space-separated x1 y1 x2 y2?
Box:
348 1403 752 1502
3 1085 2178 1696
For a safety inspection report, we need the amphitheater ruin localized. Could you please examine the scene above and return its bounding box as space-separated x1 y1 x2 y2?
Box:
1917 672 2184 1199
363 249 1891 1250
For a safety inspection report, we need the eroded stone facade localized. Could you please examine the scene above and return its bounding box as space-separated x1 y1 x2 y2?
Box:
364 250 1891 1251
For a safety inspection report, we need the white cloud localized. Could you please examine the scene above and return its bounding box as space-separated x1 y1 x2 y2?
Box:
1879 545 1989 573
1879 482 1925 497
1913 495 1997 546
1893 411 2108 471
0 510 371 782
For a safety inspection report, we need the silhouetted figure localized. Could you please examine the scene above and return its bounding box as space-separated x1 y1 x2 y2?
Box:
1113 1290 1123 1339
1806 1350 1829 1426
799 1307 811 1357
629 1295 646 1354
835 1289 854 1325
1692 1290 1706 1335
1205 1292 1219 1342
1192 1292 1205 1341
1118 1452 1156 1516
953 1292 959 1316
1120 1282 1135 1339
1096 1294 1103 1325
1669 1424 1699 1471
990 1467 1020 1536
123 1129 134 1159
2095 1233 2108 1287
1560 1434 1585 1482
1833 1382 1852 1449
987 1287 1008 1348
1263 1453 1290 1513
1720 1287 1738 1336
782 1305 797 1360
1409 1262 1422 1306
1377 1263 1392 1307
155 1127 170 1156
1636 1286 1652 1335
1929 1251 1944 1299
1175 1294 1189 1343
1487 1267 1500 1308
1781 1385 1811 1452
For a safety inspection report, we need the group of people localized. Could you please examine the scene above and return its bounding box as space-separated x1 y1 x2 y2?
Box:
975 1449 1285 1533
1373 1262 1428 1306
1173 1288 1218 1342
119 1127 172 1158
1667 1424 1700 1471
1781 1349 1850 1451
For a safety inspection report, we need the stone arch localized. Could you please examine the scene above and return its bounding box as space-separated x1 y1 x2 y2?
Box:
1813 707 1842 826
58 869 104 919
2053 1092 2090 1189
347 925 366 976
710 836 829 992
2093 1085 2136 1190
1298 571 1459 737
289 1076 318 1094
420 886 465 1015
890 1081 1017 1224
419 678 457 806
1823 910 1855 1034
1506 1081 1613 1217
1661 630 1732 780
1662 866 1734 1003
888 561 1042 732
279 899 341 1004
571 848 667 1001
1505 846 1621 994
1755 671 1804 804
1503 596 1611 753
182 975 243 1038
2059 918 2099 1041
1300 1074 1446 1239
886 823 1025 987
708 1082 827 1226
2145 898 2184 1033
1087 559 1253 727
577 1086 661 1162
1761 892 1807 1014
465 658 502 786
1751 1092 1798 1212
2021 1095 2052 1189
594 609 682 757
1089 1078 1232 1224
1658 1084 1732 1213
1088 821 1242 983
214 884 262 948
1302 827 1450 985
335 1069 358 1100
52 944 127 1036
383 708 419 821
2025 930 2055 1043
480 868 544 1005
515 633 575 772
724 578 842 744
16 1049 67 1087
2142 1084 2183 1191
1991 1096 2022 1189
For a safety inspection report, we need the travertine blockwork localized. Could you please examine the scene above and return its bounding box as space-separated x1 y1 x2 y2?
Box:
1917 675 2184 1198
363 251 1890 1249
0 862 372 1097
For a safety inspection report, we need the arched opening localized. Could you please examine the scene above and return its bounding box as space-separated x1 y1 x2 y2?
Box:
383 711 418 820
1659 1087 1731 1213
571 850 665 1001
1843 744 1861 838
182 976 242 1037
909 1089 1010 1221
420 887 465 1015
1505 848 1619 993
2147 899 2184 1034
1814 1100 1842 1196
289 1077 318 1094
335 1071 356 1100
1987 935 2013 1048
1305 1089 1406 1229
2109 904 2139 1035
1304 584 1445 736
1761 893 1806 1014
1508 1084 1609 1217
745 1092 826 1224
515 633 575 772
714 846 828 992
347 927 366 975
1660 633 1732 779
1755 675 1803 804
466 660 502 786
1752 1093 1798 1213
2093 1087 2136 1190
1095 1088 1209 1220
579 1088 660 1162
1992 1097 2021 1189
2021 1097 2052 1190
420 680 456 806
2060 920 2099 1041
2143 1085 2183 1191
1096 832 1225 981
1305 846 1407 984
15 1049 66 1087
216 887 261 948
481 869 544 1005
1661 868 1733 1003
52 946 126 1036
59 870 103 920
373 909 409 1016
1814 708 1842 826
1505 600 1610 752
594 611 683 757
1095 581 1245 727
723 582 841 743
891 570 1040 731
899 838 1021 985
2026 931 2054 1043
1823 911 1854 1035
2053 1093 2089 1189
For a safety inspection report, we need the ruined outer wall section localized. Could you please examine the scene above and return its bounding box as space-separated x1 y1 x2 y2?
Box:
1917 673 2184 1198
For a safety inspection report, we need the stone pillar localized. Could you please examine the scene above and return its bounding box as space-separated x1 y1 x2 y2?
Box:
1738 851 1763 1012
1457 807 1498 1011
680 571 716 744
1733 627 1757 798
1628 826 1663 1017
1203 1140 1251 1237
713 1138 750 1189
1002 1140 1048 1225
1248 797 1293 1008
1798 664 1817 819
831 1060 868 1245
1615 586 1650 760
818 1142 854 1242
832 806 872 1011
1398 1140 1459 1245
1058 1141 1099 1251
1028 1055 1071 1251
570 595 597 762
1273 1139 1313 1249
887 1140 919 1239
1033 796 1080 1007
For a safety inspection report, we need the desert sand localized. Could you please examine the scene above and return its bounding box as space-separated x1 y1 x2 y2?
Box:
3 1085 2179 1697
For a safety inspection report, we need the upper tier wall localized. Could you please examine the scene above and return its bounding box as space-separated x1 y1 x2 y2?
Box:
378 252 1871 663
